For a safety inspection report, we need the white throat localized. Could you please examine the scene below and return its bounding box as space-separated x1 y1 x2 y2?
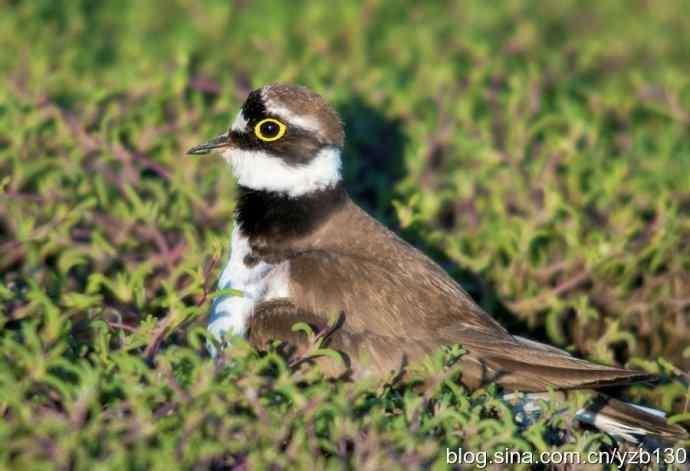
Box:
222 146 342 197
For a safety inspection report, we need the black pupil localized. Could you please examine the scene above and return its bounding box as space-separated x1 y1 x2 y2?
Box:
261 121 279 137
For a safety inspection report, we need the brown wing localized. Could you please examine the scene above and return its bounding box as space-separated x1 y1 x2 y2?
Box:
280 248 655 392
248 299 437 378
286 248 511 342
248 295 654 390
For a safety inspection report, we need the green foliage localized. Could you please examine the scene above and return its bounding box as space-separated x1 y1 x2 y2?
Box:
1 0 689 468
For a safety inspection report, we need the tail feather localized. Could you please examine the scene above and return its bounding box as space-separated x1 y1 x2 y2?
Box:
576 397 688 444
505 393 688 444
490 338 688 443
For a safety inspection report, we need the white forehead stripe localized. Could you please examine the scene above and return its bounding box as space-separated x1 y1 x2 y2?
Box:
222 146 342 197
260 87 322 133
230 111 248 132
267 105 321 133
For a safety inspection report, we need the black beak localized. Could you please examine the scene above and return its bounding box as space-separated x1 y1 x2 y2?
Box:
186 133 231 155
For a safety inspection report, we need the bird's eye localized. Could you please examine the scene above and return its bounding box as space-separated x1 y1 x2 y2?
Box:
254 118 287 142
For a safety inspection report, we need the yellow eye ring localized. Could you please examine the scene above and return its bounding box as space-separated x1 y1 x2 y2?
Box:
254 118 287 142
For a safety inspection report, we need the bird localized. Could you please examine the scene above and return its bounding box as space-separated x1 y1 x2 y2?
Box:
187 84 688 444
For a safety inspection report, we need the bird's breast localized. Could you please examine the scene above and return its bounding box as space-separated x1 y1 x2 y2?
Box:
207 224 290 343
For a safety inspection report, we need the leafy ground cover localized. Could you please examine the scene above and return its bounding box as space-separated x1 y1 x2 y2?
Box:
1 0 690 468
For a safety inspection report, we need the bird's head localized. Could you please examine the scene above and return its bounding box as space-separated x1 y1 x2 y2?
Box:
187 84 345 197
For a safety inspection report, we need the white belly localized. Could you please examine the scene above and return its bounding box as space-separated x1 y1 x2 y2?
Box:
207 223 289 355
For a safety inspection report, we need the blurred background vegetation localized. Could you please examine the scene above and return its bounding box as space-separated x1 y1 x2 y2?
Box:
1 0 689 468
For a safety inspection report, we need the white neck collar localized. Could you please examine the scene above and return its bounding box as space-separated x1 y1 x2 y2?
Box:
222 146 342 197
